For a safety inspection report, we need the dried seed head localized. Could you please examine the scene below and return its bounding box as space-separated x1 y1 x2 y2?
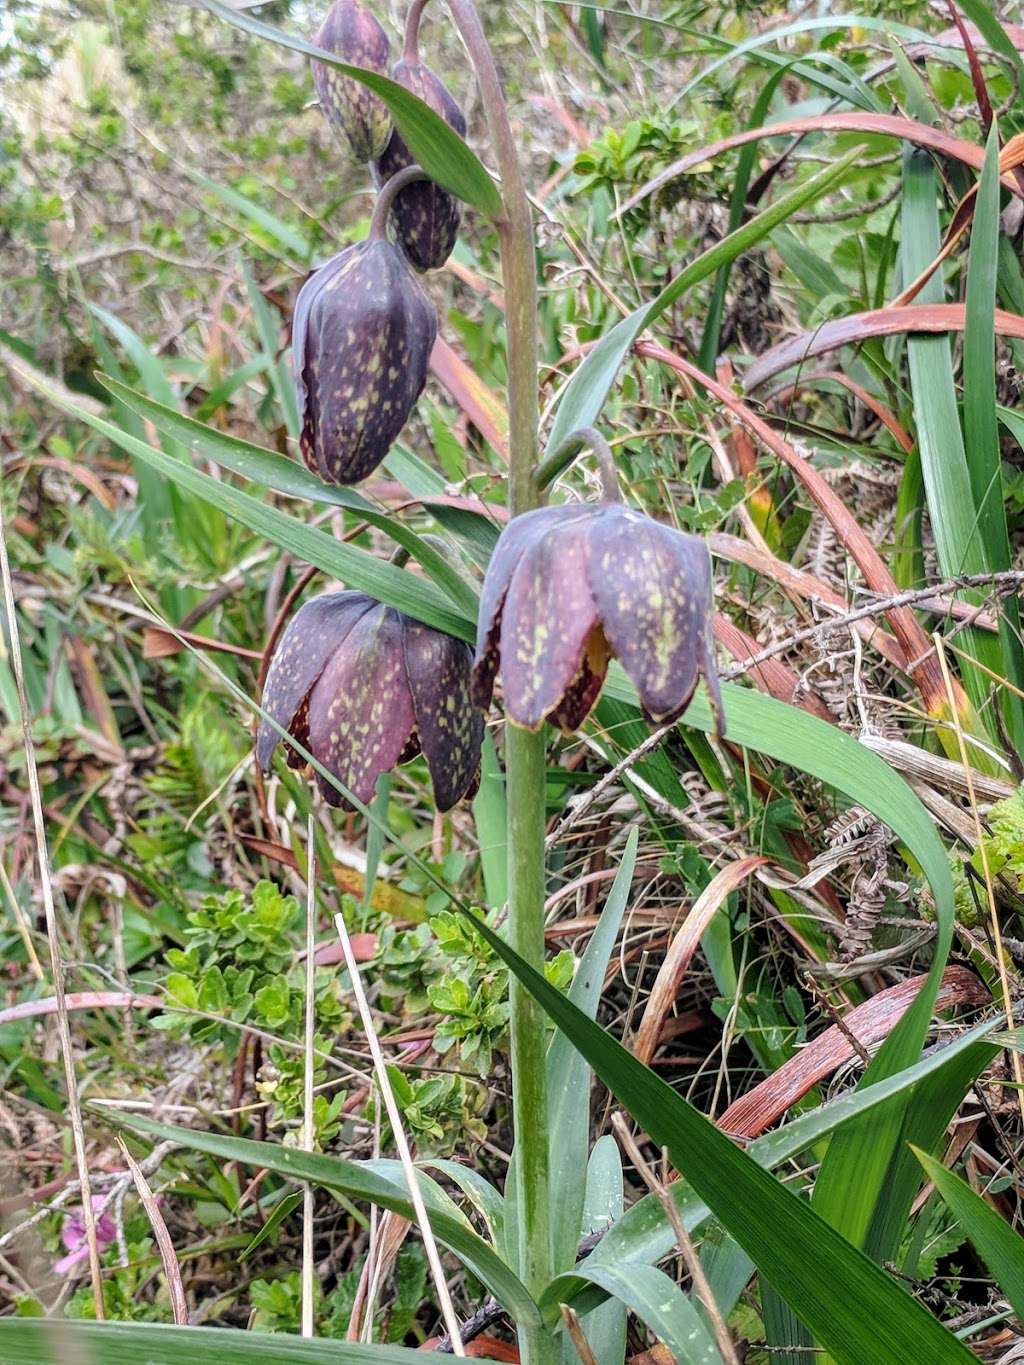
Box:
374 60 465 270
293 239 437 484
312 0 393 162
471 503 723 735
258 592 482 810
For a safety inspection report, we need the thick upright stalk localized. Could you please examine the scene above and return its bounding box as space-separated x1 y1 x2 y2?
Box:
445 4 553 1358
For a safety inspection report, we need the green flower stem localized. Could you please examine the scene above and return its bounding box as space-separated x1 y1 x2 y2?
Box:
445 4 554 1360
534 425 621 499
369 164 429 238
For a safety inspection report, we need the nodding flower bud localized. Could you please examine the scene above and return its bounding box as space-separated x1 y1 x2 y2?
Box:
471 503 723 735
257 591 483 811
293 229 437 485
374 59 465 271
312 0 392 162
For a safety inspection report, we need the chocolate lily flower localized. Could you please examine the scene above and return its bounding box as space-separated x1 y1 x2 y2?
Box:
312 0 392 163
471 503 723 734
293 171 437 486
257 592 483 810
372 4 465 271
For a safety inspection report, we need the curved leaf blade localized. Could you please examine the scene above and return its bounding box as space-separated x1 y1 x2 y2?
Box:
109 1112 540 1324
913 1147 1024 1319
547 1263 721 1364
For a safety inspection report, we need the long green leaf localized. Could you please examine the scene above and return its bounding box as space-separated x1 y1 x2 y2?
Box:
13 363 471 640
954 0 1024 85
96 376 481 620
962 127 1024 746
913 1147 1024 1319
899 145 1006 735
549 1263 721 1365
461 911 973 1362
574 1136 627 1365
546 146 862 453
199 0 501 218
109 1112 540 1324
0 1320 500 1364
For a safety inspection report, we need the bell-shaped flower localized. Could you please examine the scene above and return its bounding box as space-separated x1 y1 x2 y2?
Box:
293 184 437 486
471 503 722 734
258 592 483 809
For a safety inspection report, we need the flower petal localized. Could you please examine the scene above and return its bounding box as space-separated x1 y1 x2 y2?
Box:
548 625 611 733
499 515 599 730
588 507 717 724
306 604 416 808
257 592 373 771
402 619 483 810
471 504 584 710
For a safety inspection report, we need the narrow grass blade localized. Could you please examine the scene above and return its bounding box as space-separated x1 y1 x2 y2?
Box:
0 1320 497 1364
549 1263 721 1365
913 1147 1024 1319
107 1113 539 1323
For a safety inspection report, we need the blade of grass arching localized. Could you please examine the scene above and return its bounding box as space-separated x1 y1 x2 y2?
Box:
96 376 480 619
547 829 638 1275
198 0 501 218
962 128 1024 747
242 262 301 439
665 14 936 111
698 64 790 372
912 1147 1024 1319
553 1262 722 1365
107 1114 541 1324
24 371 474 637
463 916 974 1363
900 145 1008 741
653 9 899 110
546 146 863 453
0 1320 503 1365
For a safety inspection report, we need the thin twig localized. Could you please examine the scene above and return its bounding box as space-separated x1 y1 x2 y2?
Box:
0 499 106 1318
611 1113 740 1365
332 910 465 1354
302 812 317 1339
117 1137 187 1325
